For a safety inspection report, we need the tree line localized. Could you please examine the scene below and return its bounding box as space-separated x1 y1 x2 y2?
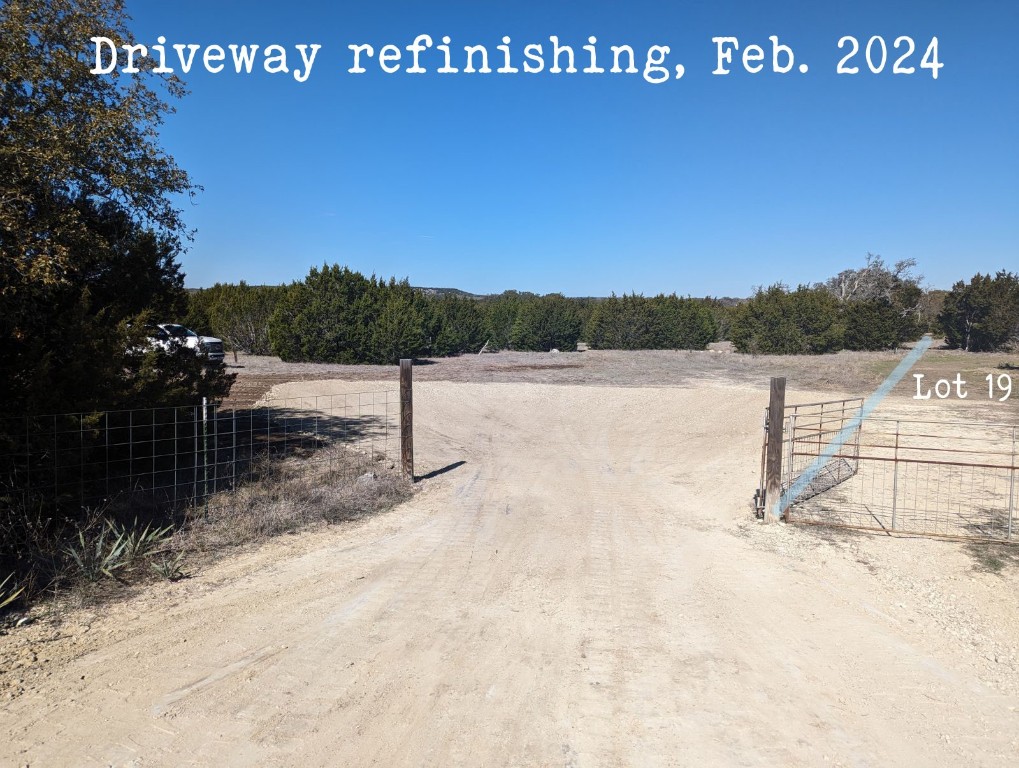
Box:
185 258 1019 365
184 266 725 363
728 257 925 354
726 259 1019 355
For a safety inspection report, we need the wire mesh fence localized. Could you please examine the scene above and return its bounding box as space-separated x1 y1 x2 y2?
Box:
757 397 1019 542
0 390 401 521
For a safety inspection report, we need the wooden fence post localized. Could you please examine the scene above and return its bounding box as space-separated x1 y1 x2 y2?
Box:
764 377 787 522
400 359 414 481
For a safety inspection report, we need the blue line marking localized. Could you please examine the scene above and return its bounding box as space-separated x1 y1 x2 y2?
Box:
773 335 934 520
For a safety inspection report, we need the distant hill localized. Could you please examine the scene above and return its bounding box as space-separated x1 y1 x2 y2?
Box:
413 287 489 299
414 287 747 304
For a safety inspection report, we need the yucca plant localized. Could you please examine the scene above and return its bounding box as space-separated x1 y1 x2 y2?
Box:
64 525 129 582
0 573 23 610
110 518 174 564
150 551 186 581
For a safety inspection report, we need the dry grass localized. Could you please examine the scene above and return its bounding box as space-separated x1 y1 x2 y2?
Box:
175 446 413 555
966 542 1019 574
0 446 412 617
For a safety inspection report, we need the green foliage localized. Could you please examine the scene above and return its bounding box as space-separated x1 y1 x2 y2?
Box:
824 253 923 350
1 0 193 291
150 550 186 581
939 272 1019 352
920 289 949 334
0 199 234 414
705 299 734 342
587 294 653 349
508 294 582 352
186 283 283 355
0 2 232 414
122 339 235 409
268 266 435 364
480 291 533 350
64 524 129 583
370 281 430 364
570 297 598 339
0 573 24 610
731 257 926 355
842 299 905 351
587 294 717 350
64 517 171 585
730 285 844 354
108 518 173 564
269 265 372 363
429 295 487 356
236 271 725 361
262 272 596 360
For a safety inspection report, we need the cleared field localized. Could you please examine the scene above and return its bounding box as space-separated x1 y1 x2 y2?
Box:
2 355 1019 766
224 346 1019 416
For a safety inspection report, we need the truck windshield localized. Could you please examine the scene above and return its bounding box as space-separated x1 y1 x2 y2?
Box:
163 325 198 338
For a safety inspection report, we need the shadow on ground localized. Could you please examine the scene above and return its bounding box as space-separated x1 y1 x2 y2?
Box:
966 542 1019 574
416 461 466 481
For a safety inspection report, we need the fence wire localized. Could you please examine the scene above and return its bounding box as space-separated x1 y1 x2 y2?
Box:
0 390 400 520
759 399 1019 542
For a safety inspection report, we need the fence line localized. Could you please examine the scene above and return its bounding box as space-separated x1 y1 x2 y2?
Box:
756 393 1019 543
0 389 402 521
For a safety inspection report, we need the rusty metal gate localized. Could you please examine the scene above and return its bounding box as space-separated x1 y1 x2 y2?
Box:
755 397 863 518
756 397 1019 542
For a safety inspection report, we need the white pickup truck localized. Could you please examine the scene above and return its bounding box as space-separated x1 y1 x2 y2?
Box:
149 324 226 363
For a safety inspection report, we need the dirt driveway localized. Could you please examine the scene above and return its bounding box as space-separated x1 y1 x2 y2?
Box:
3 379 1019 766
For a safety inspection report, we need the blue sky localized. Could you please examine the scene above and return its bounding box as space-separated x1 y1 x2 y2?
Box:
121 1 1018 296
